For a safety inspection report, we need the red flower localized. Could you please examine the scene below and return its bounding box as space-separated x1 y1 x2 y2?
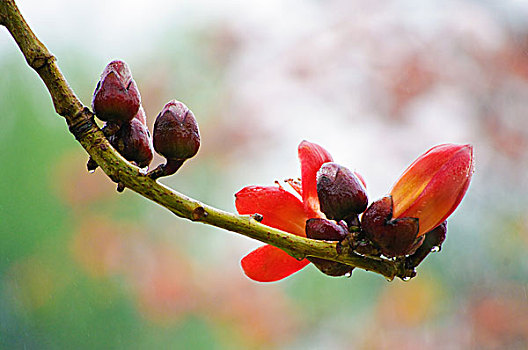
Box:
235 141 333 282
390 143 474 236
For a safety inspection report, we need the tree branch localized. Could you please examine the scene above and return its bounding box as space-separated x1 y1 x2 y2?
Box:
0 0 412 281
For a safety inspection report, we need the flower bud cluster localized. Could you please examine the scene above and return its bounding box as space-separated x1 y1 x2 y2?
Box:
302 163 370 276
306 143 473 276
89 60 201 184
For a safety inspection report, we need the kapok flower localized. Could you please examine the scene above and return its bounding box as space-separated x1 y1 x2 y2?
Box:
235 141 333 282
362 143 474 257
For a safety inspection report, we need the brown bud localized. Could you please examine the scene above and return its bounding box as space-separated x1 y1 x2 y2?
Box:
92 60 141 125
109 107 153 168
426 221 447 248
153 100 200 160
149 100 200 179
406 235 425 255
305 218 353 277
305 218 347 241
317 163 368 221
361 196 420 258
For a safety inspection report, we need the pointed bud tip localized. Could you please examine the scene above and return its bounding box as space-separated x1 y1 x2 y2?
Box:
460 143 473 151
454 143 474 166
159 100 191 124
102 60 133 84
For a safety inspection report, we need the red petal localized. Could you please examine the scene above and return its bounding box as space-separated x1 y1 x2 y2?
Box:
391 144 466 218
393 144 474 235
241 245 310 282
235 186 308 236
298 141 333 214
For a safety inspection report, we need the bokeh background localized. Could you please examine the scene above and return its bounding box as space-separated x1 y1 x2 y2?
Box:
1 0 528 349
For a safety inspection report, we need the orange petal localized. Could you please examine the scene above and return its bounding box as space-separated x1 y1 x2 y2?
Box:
391 144 474 235
298 140 333 214
241 245 310 282
235 186 309 236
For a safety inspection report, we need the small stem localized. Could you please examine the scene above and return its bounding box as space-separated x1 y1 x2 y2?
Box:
147 159 184 180
102 122 120 137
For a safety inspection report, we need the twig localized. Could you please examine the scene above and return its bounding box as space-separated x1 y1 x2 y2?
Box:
0 0 410 281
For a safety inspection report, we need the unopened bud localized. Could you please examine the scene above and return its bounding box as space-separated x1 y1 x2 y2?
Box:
317 163 368 221
149 100 200 179
390 143 474 236
305 218 347 241
109 107 153 169
305 218 353 277
92 60 141 125
361 196 420 258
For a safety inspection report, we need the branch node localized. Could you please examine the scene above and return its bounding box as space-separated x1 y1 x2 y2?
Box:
29 52 55 71
101 122 120 137
251 213 263 222
191 206 207 221
116 183 125 192
68 107 96 141
106 168 121 184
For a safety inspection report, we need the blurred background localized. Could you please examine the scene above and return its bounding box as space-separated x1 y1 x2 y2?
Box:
1 0 528 349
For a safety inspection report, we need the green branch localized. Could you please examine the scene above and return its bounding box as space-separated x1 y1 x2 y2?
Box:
0 0 414 281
